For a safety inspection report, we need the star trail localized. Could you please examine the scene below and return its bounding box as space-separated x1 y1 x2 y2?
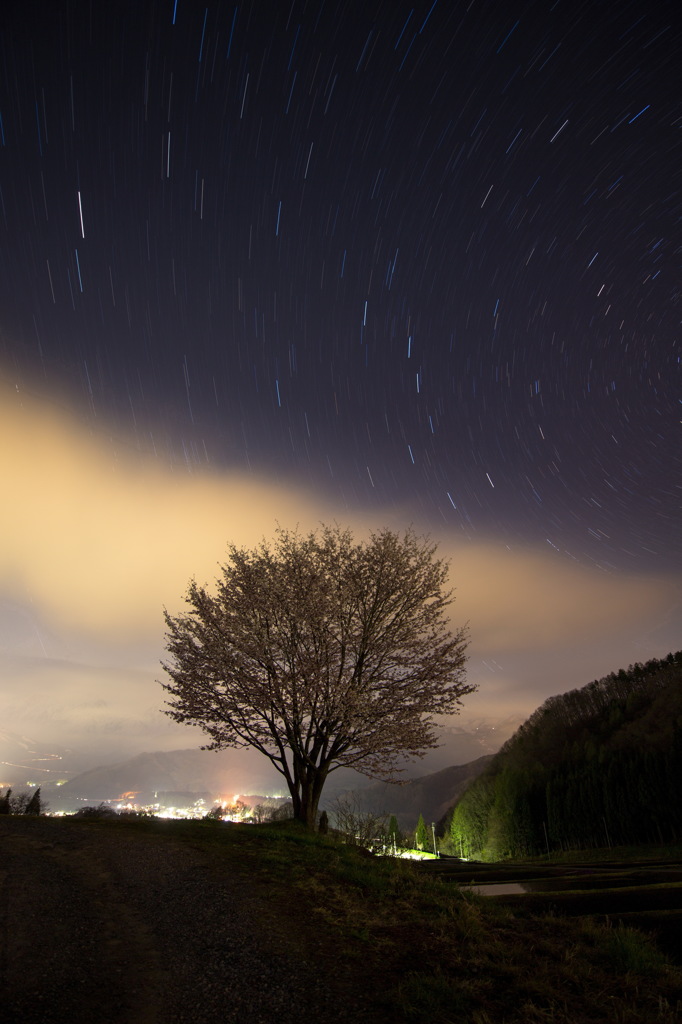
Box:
0 0 678 569
0 0 679 774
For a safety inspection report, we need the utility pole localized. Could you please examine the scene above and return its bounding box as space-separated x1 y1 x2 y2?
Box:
431 822 438 857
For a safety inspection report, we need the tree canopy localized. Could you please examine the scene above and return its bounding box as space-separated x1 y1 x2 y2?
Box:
161 524 472 828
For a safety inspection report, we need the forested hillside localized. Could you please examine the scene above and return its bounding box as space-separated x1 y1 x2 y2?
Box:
447 652 682 860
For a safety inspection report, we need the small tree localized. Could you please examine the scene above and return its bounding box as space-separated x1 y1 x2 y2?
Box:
204 804 224 820
332 795 388 849
24 787 42 815
388 814 402 851
9 792 32 814
268 800 294 821
415 813 429 851
252 803 269 823
0 788 11 815
161 524 472 829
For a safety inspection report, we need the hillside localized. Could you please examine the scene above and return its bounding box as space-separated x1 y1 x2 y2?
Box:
2 814 680 1024
338 755 493 831
447 651 682 859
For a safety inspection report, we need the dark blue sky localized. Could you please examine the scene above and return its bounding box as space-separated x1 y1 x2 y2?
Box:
1 0 679 573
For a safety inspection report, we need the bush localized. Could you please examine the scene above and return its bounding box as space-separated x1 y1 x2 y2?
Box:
331 795 388 850
268 800 295 822
73 803 119 818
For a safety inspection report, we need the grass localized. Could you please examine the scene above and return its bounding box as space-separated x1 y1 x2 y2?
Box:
9 815 682 1022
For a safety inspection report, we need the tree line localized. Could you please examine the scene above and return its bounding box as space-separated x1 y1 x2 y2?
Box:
447 652 682 859
0 787 43 815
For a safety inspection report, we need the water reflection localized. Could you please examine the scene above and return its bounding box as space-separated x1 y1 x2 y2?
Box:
463 882 529 895
463 875 645 895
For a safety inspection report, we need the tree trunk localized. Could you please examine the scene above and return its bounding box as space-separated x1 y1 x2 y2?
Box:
290 762 329 830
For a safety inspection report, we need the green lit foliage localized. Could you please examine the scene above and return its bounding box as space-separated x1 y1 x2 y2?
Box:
415 813 429 851
449 772 495 858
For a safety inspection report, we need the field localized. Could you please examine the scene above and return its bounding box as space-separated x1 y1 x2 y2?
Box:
2 815 681 1023
418 848 682 965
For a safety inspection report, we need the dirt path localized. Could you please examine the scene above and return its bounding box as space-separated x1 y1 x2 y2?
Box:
0 817 373 1024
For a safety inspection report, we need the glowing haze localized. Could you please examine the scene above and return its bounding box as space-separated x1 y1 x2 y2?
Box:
1 380 678 781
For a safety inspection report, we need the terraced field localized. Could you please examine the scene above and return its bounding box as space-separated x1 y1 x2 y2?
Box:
416 854 682 962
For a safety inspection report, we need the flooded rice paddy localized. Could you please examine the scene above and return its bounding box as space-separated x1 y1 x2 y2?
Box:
415 855 682 963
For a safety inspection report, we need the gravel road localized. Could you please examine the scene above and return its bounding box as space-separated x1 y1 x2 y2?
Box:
1 817 377 1024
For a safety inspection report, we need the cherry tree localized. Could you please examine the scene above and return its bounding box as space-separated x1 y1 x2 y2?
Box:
161 524 473 829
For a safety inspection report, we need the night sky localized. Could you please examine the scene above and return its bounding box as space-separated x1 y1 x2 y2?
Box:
1 0 680 784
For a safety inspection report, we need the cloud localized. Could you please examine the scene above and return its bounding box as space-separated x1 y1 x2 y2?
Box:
0 381 335 635
0 377 679 774
448 542 678 652
1 378 678 650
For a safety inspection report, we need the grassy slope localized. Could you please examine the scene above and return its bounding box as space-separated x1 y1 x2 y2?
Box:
71 816 682 1023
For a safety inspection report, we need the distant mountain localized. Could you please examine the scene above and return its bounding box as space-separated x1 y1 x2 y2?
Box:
2 715 518 812
48 744 493 821
330 755 494 831
53 747 284 811
51 746 379 812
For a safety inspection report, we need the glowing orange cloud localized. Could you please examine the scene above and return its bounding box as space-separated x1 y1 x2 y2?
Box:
449 542 677 652
0 376 678 666
0 381 335 635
